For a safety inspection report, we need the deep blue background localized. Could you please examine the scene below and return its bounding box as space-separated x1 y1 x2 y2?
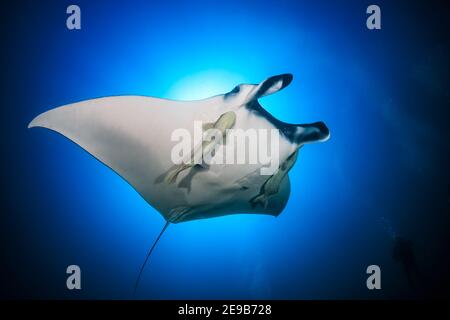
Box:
1 0 449 299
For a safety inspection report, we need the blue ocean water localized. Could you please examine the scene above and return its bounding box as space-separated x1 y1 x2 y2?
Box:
1 0 448 299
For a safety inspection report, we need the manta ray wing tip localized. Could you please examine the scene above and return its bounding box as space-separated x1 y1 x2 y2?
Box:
27 118 37 129
28 112 49 129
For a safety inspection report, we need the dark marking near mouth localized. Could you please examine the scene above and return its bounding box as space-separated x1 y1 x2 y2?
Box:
223 85 241 100
246 100 299 142
247 101 329 144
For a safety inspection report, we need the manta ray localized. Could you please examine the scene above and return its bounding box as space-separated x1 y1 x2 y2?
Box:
28 73 330 295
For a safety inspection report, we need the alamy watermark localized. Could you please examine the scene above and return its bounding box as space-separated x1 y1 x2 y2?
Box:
171 121 281 175
366 265 381 290
366 5 381 30
66 265 81 290
66 5 81 30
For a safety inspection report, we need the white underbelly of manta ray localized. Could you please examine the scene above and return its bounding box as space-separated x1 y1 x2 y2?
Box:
29 73 330 294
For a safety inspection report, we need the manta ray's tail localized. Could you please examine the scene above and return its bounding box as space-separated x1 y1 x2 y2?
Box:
133 220 170 297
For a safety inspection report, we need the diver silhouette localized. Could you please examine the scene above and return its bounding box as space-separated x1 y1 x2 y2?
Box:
378 217 424 291
392 236 422 289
